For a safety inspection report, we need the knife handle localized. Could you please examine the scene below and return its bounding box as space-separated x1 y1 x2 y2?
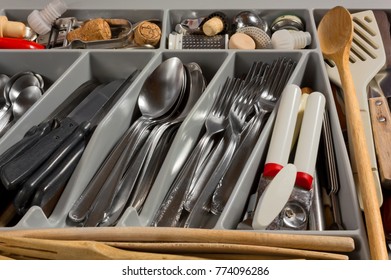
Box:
13 121 90 215
0 117 78 191
369 96 391 187
31 141 86 217
0 120 53 169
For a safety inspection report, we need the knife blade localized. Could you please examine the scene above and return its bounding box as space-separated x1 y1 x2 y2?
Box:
1 70 139 191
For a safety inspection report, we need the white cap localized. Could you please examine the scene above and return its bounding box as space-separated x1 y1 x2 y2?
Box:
271 29 311 50
27 0 67 35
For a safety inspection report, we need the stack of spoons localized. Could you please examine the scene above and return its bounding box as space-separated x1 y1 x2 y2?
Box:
0 71 45 135
67 57 207 227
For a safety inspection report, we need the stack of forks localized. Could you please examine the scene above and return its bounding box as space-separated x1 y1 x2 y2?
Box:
153 57 296 228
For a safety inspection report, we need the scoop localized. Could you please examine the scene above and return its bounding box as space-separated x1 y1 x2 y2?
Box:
318 5 387 260
138 57 185 119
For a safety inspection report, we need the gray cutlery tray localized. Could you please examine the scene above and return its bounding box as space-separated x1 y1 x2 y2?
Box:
1 6 387 260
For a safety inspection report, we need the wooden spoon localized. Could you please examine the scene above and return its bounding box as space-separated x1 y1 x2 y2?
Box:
318 6 388 259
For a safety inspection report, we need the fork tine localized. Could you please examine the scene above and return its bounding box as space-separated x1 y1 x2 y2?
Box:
273 60 296 100
210 77 232 114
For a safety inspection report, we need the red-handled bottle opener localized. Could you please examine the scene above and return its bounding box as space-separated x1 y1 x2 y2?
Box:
0 38 44 49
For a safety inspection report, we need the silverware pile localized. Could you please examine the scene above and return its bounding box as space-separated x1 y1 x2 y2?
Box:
67 57 207 227
153 57 296 228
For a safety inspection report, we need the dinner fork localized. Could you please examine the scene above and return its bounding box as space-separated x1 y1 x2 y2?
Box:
183 86 261 228
209 59 297 215
150 78 240 226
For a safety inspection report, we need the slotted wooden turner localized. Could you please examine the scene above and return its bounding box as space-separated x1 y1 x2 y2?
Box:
325 10 386 208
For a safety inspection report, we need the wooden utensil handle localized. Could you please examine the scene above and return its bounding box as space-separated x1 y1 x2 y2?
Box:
369 96 391 186
338 57 388 259
3 227 355 253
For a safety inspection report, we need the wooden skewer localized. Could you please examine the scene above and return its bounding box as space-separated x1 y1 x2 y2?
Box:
3 227 355 253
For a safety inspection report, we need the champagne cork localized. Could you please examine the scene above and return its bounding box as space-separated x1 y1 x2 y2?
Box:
0 16 26 38
229 33 256 50
202 16 225 36
134 21 161 47
66 18 111 42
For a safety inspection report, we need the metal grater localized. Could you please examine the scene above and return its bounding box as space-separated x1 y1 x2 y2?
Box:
168 33 228 49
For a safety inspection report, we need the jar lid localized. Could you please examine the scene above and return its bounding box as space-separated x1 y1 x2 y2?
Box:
271 15 305 33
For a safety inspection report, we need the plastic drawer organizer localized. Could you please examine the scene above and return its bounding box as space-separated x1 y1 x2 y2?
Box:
1 6 387 260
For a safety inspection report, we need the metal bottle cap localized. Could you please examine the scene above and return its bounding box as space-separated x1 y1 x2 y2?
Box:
271 15 305 33
282 201 307 228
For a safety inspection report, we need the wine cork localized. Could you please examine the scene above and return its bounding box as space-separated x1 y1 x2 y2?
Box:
0 16 26 38
134 21 161 47
66 18 111 42
202 16 224 36
229 33 256 50
301 87 313 94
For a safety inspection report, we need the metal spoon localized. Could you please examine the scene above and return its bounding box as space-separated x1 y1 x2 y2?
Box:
67 58 186 225
138 57 185 118
0 86 43 134
8 73 43 105
0 74 9 105
12 86 43 120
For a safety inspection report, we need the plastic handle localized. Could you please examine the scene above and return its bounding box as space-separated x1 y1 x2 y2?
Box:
0 38 44 49
294 92 326 190
263 84 302 177
0 121 53 169
31 141 85 216
252 163 296 230
13 122 90 214
0 117 78 191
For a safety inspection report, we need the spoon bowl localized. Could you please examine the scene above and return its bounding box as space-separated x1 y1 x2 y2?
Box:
138 57 185 119
318 7 353 59
8 73 43 104
0 74 10 105
12 85 43 119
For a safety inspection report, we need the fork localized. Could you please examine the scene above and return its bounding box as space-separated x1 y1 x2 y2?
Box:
183 85 261 228
150 78 240 226
210 59 296 215
183 80 260 213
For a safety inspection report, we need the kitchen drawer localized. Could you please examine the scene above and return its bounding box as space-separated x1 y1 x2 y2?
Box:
1 5 390 260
